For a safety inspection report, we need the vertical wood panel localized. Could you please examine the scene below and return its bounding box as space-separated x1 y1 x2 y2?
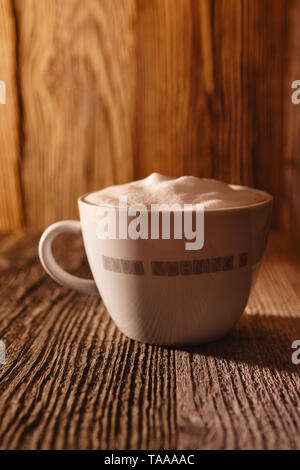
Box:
0 0 22 232
14 0 136 229
135 0 286 227
135 0 213 179
0 0 291 231
283 0 300 236
135 0 257 183
248 0 287 229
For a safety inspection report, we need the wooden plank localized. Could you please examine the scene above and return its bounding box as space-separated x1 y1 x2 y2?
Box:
135 0 286 228
135 0 213 178
14 0 136 230
248 0 287 229
176 233 300 450
0 233 177 449
6 0 289 232
135 0 257 181
0 0 290 232
0 0 22 232
282 0 300 236
0 232 300 449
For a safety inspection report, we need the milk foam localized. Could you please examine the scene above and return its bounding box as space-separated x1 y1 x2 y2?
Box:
84 173 267 209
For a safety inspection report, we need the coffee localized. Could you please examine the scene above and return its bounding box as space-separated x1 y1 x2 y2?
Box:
39 178 272 345
84 173 267 209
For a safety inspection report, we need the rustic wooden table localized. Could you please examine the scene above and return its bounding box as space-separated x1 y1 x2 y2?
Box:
0 231 299 450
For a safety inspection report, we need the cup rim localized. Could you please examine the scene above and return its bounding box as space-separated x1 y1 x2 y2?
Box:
78 184 273 213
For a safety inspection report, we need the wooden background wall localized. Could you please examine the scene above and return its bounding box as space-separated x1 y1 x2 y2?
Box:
0 0 299 234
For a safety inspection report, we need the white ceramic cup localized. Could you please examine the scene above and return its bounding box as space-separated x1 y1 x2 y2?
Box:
39 187 272 346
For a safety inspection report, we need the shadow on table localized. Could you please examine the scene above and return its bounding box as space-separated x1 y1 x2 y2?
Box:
177 314 300 372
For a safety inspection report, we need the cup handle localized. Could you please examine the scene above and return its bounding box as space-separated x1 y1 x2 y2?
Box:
38 220 98 295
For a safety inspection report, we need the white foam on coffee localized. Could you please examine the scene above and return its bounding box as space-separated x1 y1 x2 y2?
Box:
84 173 267 209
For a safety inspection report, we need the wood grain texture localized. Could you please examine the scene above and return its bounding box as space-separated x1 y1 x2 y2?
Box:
0 231 299 449
14 0 136 229
283 0 300 236
0 233 176 450
0 0 22 232
177 232 300 450
135 0 287 228
248 0 287 229
0 0 294 234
